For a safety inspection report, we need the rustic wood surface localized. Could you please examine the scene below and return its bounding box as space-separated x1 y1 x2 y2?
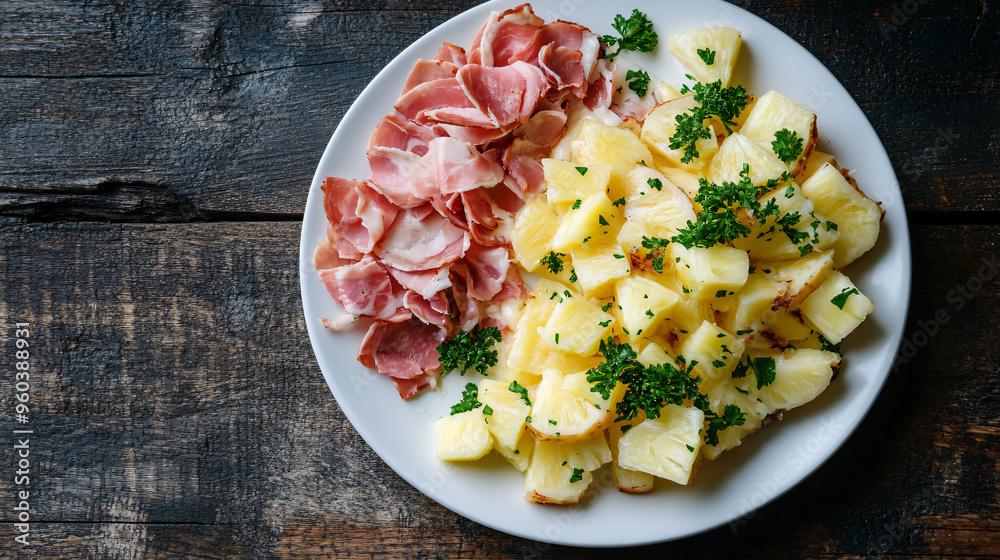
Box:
1 1 998 558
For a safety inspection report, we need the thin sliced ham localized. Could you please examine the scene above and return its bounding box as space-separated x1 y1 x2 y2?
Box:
322 178 398 254
387 265 453 300
434 42 468 66
376 205 470 272
358 319 445 398
401 59 460 96
458 61 550 129
504 109 567 193
477 4 545 67
319 256 401 321
402 290 450 329
368 112 437 156
455 241 510 301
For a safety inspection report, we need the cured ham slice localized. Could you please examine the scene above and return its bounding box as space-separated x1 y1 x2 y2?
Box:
455 242 510 301
319 256 401 321
504 109 567 193
434 42 468 66
476 4 545 67
401 59 460 96
368 112 437 156
358 319 445 399
394 77 484 126
376 205 470 272
321 178 398 254
387 265 453 300
458 61 550 129
402 290 450 329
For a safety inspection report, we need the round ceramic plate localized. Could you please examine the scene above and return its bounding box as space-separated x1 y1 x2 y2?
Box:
299 0 911 547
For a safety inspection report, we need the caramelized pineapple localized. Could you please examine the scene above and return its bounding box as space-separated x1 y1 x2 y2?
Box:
680 319 746 384
754 348 841 412
608 418 655 493
617 165 698 251
672 243 750 300
551 192 620 253
615 276 680 340
641 95 719 172
478 379 532 450
708 131 789 186
541 295 615 356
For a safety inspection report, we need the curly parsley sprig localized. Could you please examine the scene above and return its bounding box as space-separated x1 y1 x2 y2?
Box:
437 326 502 377
601 9 658 62
670 78 749 164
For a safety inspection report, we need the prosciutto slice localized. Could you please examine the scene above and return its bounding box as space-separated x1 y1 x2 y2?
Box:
319 256 401 321
458 61 550 129
358 319 445 399
401 59 460 96
376 205 470 272
321 178 398 254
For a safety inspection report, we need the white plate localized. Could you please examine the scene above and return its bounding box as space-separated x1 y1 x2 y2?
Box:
299 0 910 547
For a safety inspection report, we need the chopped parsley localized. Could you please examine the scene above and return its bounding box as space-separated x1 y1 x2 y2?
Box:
626 69 651 97
819 334 843 353
705 404 746 446
601 302 614 312
647 177 663 191
697 47 716 65
438 326 502 377
640 235 672 272
686 444 696 452
508 380 531 406
569 268 578 283
575 166 588 176
599 320 612 327
750 356 777 390
612 197 627 207
548 419 558 425
831 287 860 309
772 128 805 164
569 468 585 483
540 251 566 274
598 215 610 227
450 383 483 415
826 221 839 231
601 9 658 62
571 199 582 210
670 79 749 163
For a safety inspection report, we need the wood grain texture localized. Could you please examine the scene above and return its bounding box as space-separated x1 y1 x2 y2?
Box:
0 223 997 558
1 0 997 220
1 0 998 557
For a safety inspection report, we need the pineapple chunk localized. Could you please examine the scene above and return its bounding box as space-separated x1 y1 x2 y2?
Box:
551 192 620 253
673 243 750 300
795 150 837 183
680 320 746 384
761 250 835 310
435 410 493 461
641 95 719 172
668 27 742 87
617 165 698 250
478 379 532 450
543 158 613 211
617 404 704 485
656 165 704 211
720 271 784 336
495 425 534 472
609 419 655 493
511 194 560 272
571 238 631 298
524 431 612 504
800 163 882 268
702 378 769 460
636 340 682 369
708 132 789 187
572 118 654 202
755 348 841 412
799 270 874 344
615 276 680 339
764 311 814 345
655 272 717 338
529 369 622 441
739 90 818 176
733 182 839 261
656 81 683 102
507 280 600 376
541 294 615 356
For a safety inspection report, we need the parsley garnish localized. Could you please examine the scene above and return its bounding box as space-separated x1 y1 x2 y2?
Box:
450 383 483 415
598 215 610 227
705 404 746 446
601 9 658 62
750 356 777 390
571 199 582 210
438 327 502 377
509 380 531 406
626 69 651 97
670 79 749 163
819 334 843 353
612 197 627 207
831 287 860 309
540 251 566 274
569 468 585 483
647 177 663 191
640 236 672 272
568 268 578 283
772 128 805 164
575 166 588 176
548 419 557 425
697 48 716 65
686 444 695 452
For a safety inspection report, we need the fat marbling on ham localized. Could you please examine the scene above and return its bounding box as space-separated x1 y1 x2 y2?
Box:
314 3 612 399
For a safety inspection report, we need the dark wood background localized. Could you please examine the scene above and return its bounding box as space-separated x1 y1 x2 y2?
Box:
2 1 998 558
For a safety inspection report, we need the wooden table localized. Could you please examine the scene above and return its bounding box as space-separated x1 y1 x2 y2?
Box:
2 1 997 558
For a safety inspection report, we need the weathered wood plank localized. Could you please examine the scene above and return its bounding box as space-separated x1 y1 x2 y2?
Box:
0 222 997 558
1 0 997 220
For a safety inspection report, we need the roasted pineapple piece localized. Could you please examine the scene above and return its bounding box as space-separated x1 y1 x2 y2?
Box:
571 238 632 298
733 182 839 262
572 118 654 202
754 348 841 412
478 379 532 450
524 431 613 504
617 404 705 485
720 271 784 336
799 270 873 344
760 250 835 310
609 418 655 493
680 319 746 384
738 90 818 176
494 427 533 472
528 368 623 441
794 150 837 183
641 95 719 172
702 377 769 460
543 158 613 212
672 243 750 300
800 163 882 268
708 131 789 187
667 27 743 87
435 409 493 461
617 165 698 251
511 194 560 273
615 276 680 340
541 294 615 356
551 192 620 253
